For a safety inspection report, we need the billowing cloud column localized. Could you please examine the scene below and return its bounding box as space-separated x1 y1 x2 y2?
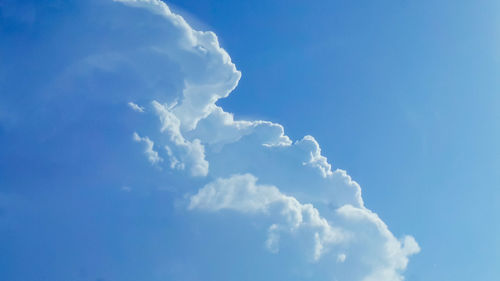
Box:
116 0 420 280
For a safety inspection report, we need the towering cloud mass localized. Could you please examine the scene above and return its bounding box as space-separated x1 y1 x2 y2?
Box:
0 0 419 280
115 0 419 280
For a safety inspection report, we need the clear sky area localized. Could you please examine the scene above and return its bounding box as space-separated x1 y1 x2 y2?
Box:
1 1 499 281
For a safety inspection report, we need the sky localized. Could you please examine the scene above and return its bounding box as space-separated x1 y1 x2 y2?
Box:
0 1 499 281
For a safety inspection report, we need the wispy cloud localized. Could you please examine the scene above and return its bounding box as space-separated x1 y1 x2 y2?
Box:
128 102 145 112
133 132 162 165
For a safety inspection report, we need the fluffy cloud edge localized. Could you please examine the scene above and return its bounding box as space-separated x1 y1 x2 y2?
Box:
114 1 420 280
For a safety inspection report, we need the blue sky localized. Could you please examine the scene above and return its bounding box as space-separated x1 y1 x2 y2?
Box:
1 1 499 281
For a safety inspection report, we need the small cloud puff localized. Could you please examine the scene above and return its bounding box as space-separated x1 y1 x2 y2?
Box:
133 132 162 165
128 102 145 112
337 253 346 263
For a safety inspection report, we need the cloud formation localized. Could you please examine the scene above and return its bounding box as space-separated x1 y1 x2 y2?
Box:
133 132 163 165
0 0 418 279
114 0 419 280
128 102 145 112
189 173 346 261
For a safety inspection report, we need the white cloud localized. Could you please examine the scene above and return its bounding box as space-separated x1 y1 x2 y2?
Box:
115 0 419 280
152 101 208 177
128 101 145 112
337 253 346 263
0 0 425 279
336 205 420 280
189 173 346 261
188 174 419 279
132 132 162 165
296 135 333 178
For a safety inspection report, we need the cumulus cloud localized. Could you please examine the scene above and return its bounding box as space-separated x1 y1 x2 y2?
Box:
336 205 420 280
0 0 420 280
189 173 419 277
113 0 419 280
151 100 208 176
189 173 346 261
